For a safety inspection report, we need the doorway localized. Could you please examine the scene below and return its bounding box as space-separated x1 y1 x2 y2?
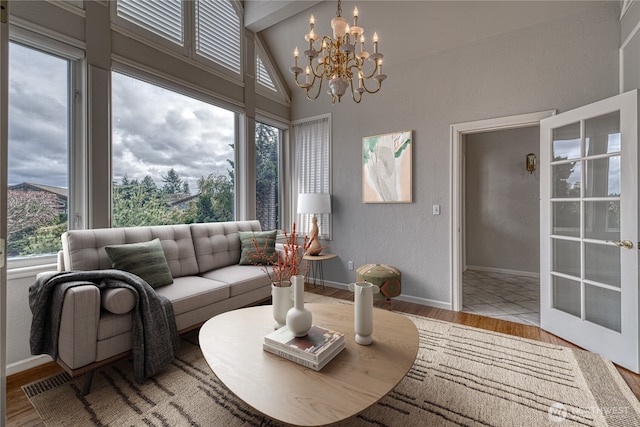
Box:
461 126 541 325
450 110 555 319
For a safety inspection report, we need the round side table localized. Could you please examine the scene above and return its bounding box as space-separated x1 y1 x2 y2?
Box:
303 253 337 289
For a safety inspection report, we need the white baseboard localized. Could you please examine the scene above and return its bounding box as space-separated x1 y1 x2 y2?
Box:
465 265 540 279
6 354 52 376
322 280 452 311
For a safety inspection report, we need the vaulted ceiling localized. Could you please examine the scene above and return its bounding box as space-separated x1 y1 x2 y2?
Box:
247 1 614 72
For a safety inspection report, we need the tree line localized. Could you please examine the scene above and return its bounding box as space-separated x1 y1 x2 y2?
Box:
7 123 279 257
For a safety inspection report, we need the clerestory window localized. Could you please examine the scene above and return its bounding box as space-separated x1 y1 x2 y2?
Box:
114 0 242 77
256 55 276 92
195 0 241 74
116 0 183 45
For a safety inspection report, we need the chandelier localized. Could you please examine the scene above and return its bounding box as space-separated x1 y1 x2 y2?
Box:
289 0 386 104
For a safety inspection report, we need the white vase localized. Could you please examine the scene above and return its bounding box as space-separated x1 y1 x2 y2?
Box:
286 275 312 337
348 281 380 345
272 282 293 329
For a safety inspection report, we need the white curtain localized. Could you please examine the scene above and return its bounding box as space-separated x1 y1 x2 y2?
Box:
293 116 331 239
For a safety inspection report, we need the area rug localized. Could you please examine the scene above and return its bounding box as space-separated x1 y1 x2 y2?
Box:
23 295 640 427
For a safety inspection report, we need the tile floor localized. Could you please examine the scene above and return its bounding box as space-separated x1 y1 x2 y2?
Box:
462 270 540 326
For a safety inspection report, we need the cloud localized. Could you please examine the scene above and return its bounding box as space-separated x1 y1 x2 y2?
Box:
8 44 237 194
8 44 68 187
112 72 235 192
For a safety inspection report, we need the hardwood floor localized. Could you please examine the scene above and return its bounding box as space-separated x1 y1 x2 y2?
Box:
6 286 640 425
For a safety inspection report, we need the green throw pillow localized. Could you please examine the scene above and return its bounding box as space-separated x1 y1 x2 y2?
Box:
239 230 277 265
105 238 174 288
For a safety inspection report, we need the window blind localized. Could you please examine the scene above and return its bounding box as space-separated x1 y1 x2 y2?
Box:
257 54 277 92
196 0 241 74
117 0 183 45
294 117 331 239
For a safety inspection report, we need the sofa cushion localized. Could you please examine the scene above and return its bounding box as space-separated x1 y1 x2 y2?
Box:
101 288 136 314
200 265 271 297
238 230 277 265
105 238 174 288
61 225 199 278
191 220 262 273
154 276 230 316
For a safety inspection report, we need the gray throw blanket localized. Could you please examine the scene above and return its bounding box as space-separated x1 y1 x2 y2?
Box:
29 269 179 382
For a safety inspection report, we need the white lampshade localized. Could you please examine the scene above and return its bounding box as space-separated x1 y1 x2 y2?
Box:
297 193 331 214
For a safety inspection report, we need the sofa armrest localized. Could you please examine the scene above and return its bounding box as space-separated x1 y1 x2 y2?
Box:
57 285 101 369
56 250 65 271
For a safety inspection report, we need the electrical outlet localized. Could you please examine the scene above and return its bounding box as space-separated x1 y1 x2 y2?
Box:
348 261 354 270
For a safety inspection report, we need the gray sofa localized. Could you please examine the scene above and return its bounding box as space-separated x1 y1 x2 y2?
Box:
51 220 272 383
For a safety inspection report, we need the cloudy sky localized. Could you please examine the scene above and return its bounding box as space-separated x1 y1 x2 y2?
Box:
9 42 235 194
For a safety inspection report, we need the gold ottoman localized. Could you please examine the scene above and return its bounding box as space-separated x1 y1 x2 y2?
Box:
355 264 401 309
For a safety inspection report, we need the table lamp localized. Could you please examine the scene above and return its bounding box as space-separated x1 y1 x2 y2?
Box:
297 193 331 255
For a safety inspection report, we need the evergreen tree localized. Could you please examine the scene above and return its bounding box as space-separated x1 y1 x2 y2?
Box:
255 123 278 229
161 168 184 195
113 179 186 227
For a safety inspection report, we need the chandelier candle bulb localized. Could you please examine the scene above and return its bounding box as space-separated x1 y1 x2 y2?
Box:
290 0 385 103
294 48 299 67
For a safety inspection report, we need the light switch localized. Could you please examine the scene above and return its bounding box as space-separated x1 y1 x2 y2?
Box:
433 204 440 215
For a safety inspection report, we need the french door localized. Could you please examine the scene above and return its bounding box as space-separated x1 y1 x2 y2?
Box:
540 90 639 373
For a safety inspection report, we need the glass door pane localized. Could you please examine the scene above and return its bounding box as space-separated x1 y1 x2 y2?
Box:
540 90 638 373
549 112 622 327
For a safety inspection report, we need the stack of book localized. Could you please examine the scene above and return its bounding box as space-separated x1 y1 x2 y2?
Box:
263 324 345 371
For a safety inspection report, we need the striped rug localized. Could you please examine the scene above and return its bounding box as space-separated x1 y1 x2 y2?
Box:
23 296 640 427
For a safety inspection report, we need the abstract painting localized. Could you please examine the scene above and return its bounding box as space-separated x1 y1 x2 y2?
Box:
362 130 412 203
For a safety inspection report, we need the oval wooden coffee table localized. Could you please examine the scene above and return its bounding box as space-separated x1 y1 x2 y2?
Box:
199 303 419 426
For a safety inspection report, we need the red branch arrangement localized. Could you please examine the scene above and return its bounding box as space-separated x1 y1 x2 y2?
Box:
247 223 313 286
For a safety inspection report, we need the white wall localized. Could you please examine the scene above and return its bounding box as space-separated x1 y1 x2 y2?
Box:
262 2 621 307
6 269 55 374
465 127 540 275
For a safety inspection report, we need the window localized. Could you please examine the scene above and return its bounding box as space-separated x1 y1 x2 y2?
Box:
256 122 281 230
195 0 242 74
116 0 183 45
113 0 242 77
7 43 72 259
293 116 331 238
111 71 237 227
256 55 276 92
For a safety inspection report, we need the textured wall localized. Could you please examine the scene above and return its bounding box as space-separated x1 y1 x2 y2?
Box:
465 127 540 274
264 2 620 306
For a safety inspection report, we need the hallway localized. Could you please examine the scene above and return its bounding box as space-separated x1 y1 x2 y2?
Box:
462 270 540 326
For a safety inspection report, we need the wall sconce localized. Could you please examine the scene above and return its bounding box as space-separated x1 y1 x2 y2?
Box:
526 153 537 174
